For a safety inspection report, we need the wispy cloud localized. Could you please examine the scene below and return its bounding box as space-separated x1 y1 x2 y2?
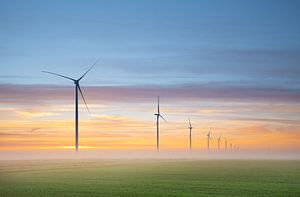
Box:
1 84 299 105
16 111 58 119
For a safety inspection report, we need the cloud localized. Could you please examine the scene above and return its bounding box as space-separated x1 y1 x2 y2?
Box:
0 83 299 150
16 111 58 119
29 127 41 132
0 83 299 106
109 47 300 79
91 114 133 122
0 75 30 79
0 107 15 111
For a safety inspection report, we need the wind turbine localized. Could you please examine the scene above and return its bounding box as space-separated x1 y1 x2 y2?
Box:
42 61 97 151
224 139 228 151
230 143 233 152
217 135 221 151
207 128 212 151
188 117 193 151
154 96 166 152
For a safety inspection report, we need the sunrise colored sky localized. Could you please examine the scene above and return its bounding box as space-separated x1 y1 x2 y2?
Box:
0 0 300 151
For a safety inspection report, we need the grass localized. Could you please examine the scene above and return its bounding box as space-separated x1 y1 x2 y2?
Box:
0 159 300 196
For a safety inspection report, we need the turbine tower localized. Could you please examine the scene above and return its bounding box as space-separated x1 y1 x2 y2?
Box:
207 128 212 151
217 135 221 151
154 96 166 152
188 117 193 151
42 61 97 151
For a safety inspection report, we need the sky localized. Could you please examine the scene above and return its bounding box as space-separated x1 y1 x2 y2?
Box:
0 0 300 152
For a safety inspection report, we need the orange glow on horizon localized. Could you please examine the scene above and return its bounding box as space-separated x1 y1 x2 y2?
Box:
1 98 300 151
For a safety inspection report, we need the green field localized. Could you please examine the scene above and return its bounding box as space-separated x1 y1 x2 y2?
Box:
0 159 300 196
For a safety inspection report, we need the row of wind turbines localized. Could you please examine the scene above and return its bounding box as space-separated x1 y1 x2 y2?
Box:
43 62 240 152
155 96 240 152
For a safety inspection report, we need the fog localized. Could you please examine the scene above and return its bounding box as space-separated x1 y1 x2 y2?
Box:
1 149 299 161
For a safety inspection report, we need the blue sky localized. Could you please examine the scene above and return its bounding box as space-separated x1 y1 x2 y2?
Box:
0 0 299 87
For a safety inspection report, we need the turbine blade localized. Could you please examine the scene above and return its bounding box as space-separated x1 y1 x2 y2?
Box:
159 114 166 122
188 117 192 127
42 71 75 81
78 59 98 81
77 85 90 114
157 96 160 114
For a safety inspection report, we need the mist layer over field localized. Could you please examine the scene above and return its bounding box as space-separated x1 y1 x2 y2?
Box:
1 159 300 197
1 149 299 160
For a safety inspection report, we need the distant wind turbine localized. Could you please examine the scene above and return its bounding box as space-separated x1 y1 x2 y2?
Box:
224 139 228 151
188 117 193 151
42 60 97 151
217 135 221 151
207 128 212 151
154 96 166 152
230 143 233 152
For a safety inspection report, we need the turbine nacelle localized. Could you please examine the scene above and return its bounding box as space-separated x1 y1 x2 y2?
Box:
155 114 166 122
207 129 212 140
188 118 192 130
